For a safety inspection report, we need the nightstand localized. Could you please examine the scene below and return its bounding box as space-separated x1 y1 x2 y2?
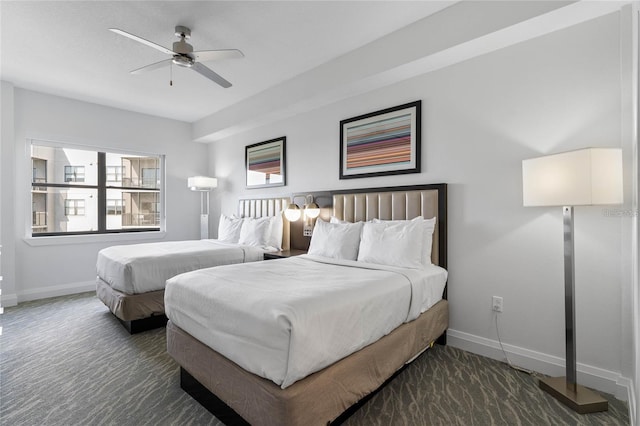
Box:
263 249 308 260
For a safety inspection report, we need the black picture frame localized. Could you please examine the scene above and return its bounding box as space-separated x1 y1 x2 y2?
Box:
245 137 286 188
339 100 421 179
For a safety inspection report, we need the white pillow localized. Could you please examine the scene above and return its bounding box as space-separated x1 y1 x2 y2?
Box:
373 216 436 265
329 216 349 224
357 220 425 269
308 219 363 260
238 217 272 248
266 214 283 250
217 214 244 243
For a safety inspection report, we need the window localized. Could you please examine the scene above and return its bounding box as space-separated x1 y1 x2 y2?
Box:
106 199 123 215
30 141 163 236
64 166 85 182
106 166 123 183
65 199 85 216
142 168 159 188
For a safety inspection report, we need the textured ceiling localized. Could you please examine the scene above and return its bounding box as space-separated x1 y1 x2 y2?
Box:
0 1 455 123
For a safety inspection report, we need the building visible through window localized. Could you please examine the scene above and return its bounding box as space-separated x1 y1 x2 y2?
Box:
106 166 123 183
64 199 85 216
64 165 85 182
106 199 123 215
30 142 163 236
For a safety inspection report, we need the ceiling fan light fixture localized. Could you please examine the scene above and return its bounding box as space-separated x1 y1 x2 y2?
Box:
172 55 194 68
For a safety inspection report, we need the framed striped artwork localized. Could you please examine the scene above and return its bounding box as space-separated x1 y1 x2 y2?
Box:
340 100 421 179
245 137 286 188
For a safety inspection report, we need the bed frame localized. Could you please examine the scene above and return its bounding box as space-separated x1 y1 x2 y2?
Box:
96 197 291 334
166 183 448 424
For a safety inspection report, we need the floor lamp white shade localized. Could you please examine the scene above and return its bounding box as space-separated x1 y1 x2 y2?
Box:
188 176 218 191
522 148 623 207
188 176 217 239
522 148 622 414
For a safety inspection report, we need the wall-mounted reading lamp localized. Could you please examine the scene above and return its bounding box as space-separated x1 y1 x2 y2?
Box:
303 196 320 236
285 195 320 236
188 176 218 239
284 203 301 222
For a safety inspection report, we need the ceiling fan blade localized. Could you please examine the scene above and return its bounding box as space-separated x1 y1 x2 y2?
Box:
192 62 232 88
194 49 244 62
109 28 175 56
130 59 172 75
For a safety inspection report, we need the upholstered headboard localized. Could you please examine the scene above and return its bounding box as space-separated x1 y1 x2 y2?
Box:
237 197 291 250
332 184 447 269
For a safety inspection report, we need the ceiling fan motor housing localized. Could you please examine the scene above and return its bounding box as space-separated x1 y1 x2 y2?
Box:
173 25 194 63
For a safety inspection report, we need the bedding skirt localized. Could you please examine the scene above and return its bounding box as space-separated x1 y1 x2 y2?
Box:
166 299 449 426
96 277 164 322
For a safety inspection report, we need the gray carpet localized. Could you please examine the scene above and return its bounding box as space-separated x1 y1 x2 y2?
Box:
0 292 630 426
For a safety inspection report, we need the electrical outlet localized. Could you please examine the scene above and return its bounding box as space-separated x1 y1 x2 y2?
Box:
303 225 313 237
492 296 503 313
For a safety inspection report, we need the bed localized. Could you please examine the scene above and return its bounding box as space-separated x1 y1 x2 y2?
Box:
165 184 448 424
96 197 290 333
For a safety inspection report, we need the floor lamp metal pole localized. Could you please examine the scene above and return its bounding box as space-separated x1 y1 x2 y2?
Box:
538 206 607 414
200 191 209 239
563 206 577 388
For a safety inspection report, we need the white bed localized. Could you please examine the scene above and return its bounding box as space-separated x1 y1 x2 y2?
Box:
165 184 449 425
96 197 290 333
165 254 447 389
97 239 267 294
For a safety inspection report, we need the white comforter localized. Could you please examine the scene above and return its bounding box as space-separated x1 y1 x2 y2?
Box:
165 254 447 388
96 239 267 294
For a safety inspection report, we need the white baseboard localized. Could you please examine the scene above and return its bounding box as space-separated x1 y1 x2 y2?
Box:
12 280 95 304
628 381 636 426
1 293 18 307
447 328 632 402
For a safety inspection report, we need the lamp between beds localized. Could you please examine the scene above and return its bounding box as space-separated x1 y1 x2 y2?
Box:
188 176 218 239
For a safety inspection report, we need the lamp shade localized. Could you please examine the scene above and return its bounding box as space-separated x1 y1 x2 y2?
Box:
188 176 217 191
304 202 320 219
522 148 622 206
284 203 301 222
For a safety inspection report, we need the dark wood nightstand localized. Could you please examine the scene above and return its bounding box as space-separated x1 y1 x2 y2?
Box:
263 249 308 260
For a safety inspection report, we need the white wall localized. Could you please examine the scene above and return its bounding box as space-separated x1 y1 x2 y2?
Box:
0 86 208 304
210 12 633 400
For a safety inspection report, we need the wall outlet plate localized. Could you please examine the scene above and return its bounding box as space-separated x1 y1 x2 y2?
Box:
303 225 313 237
492 296 503 313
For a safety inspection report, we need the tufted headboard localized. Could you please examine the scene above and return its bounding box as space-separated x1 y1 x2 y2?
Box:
236 197 291 250
332 184 447 269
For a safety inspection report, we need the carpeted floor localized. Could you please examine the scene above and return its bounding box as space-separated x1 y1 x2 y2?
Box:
0 292 630 426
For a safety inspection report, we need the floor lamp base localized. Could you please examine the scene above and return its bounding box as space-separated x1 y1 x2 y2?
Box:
538 376 608 414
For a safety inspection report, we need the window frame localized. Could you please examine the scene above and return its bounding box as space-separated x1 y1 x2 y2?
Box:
29 140 165 238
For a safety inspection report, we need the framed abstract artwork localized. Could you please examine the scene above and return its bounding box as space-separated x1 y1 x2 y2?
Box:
339 100 421 179
245 137 286 188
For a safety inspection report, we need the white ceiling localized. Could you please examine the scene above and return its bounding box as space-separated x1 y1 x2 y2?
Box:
0 1 455 123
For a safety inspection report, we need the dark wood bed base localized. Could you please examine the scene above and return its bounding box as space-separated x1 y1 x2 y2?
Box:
117 314 168 334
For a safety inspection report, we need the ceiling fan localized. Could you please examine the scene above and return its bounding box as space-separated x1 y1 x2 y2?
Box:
109 25 243 88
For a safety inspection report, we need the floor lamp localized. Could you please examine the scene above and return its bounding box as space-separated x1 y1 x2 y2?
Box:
522 148 622 414
188 176 217 239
